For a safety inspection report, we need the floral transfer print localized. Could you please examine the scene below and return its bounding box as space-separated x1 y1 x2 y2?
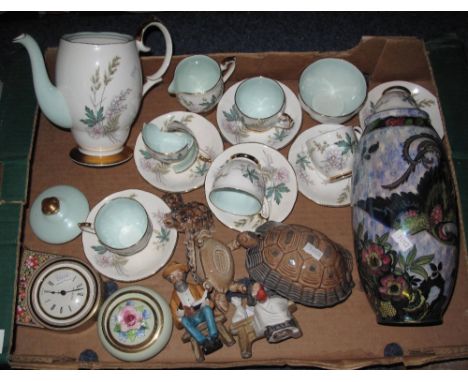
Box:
16 251 56 325
354 221 449 323
233 150 291 228
294 149 351 205
369 96 435 115
222 105 292 145
138 114 214 183
177 81 223 113
80 56 132 142
112 300 152 344
90 202 173 275
307 131 356 176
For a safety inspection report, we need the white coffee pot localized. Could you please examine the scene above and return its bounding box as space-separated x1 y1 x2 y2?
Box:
14 19 172 164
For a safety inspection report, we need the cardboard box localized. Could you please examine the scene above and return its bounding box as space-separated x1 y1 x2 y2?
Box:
4 36 468 369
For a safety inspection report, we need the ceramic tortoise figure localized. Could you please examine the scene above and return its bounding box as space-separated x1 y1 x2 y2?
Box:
236 222 355 307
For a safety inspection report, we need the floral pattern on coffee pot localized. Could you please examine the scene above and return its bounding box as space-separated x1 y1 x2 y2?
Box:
14 19 173 159
351 86 459 325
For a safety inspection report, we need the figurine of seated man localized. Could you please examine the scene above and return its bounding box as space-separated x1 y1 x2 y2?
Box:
229 279 301 343
162 261 223 355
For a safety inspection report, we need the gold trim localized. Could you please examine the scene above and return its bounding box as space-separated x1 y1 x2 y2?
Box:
91 197 153 256
27 257 102 331
327 170 352 183
35 266 91 321
69 146 133 168
234 77 287 124
230 152 259 165
101 290 164 353
41 197 60 215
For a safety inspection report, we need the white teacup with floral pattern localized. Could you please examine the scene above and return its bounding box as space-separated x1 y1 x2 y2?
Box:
234 76 294 132
168 55 236 113
306 124 361 182
209 153 269 217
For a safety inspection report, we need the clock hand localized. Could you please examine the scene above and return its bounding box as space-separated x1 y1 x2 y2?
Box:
64 287 84 293
43 290 58 294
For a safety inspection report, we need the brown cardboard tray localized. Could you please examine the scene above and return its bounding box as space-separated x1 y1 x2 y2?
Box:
9 36 468 369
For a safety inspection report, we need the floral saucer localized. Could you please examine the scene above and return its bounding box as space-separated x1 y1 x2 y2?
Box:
205 143 298 231
82 189 177 282
134 111 223 193
216 81 302 149
288 125 352 207
359 80 445 139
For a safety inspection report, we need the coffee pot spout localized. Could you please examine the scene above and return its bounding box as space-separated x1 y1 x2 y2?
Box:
13 33 72 129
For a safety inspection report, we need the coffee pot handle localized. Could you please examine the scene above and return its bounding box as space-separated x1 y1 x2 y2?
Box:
136 18 173 96
220 56 236 83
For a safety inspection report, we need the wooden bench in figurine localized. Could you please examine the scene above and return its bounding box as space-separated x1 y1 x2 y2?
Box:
181 311 235 363
228 281 302 359
162 193 241 313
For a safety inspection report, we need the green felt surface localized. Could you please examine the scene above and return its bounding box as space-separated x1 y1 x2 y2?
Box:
0 49 36 203
0 49 36 367
0 204 22 366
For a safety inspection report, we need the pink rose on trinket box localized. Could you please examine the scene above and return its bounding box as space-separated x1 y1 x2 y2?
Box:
118 305 143 332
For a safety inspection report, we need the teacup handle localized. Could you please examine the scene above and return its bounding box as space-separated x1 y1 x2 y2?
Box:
260 196 270 220
353 126 363 140
78 222 96 235
220 56 236 83
136 18 173 96
277 113 294 130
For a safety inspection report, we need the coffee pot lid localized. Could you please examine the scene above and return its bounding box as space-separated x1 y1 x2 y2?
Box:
29 185 89 244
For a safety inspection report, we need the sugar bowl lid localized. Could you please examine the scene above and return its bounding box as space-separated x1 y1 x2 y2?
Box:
97 286 172 362
29 185 89 244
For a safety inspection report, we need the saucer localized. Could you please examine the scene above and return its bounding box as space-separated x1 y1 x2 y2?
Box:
359 80 445 139
70 146 133 167
135 111 223 193
216 81 302 149
82 189 177 282
205 143 298 232
288 125 352 207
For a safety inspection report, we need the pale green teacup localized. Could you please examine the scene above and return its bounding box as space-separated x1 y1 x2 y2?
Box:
234 76 294 132
79 197 152 256
168 55 236 113
209 153 269 217
142 121 200 173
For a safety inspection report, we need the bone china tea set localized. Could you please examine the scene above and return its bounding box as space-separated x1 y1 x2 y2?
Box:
15 21 460 363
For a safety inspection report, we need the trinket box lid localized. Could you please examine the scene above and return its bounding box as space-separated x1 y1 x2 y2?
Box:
97 286 172 362
29 185 89 244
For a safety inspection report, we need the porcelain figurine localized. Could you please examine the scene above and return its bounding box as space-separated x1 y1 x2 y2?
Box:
351 86 459 325
228 279 301 359
162 193 237 313
162 261 223 355
235 221 354 307
14 20 172 165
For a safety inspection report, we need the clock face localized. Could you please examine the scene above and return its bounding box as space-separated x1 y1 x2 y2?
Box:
28 258 101 330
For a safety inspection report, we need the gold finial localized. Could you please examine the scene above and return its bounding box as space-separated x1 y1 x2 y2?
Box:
41 197 60 215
